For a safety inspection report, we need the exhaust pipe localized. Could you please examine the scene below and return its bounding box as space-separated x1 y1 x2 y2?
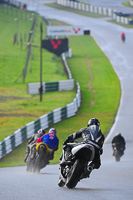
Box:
87 166 93 172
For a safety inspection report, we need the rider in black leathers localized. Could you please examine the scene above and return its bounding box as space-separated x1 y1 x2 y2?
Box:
62 118 105 178
112 133 126 156
24 129 45 163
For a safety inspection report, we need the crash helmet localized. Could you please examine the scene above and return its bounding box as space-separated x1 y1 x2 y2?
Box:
49 128 57 134
87 118 100 127
37 129 45 137
116 132 121 136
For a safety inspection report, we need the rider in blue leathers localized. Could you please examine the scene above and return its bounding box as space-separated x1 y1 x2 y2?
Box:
36 128 59 151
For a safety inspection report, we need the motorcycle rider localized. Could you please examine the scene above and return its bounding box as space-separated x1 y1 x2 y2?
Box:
112 133 126 156
61 118 105 178
24 128 45 163
36 128 59 160
121 32 125 42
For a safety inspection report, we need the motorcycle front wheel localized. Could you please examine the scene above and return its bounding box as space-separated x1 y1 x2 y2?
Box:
27 158 35 172
114 150 120 162
33 155 41 173
66 159 86 189
58 174 66 187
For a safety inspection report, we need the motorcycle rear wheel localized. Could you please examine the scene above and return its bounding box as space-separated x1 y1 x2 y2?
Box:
66 159 86 189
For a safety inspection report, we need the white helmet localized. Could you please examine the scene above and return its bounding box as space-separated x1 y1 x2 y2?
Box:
37 129 45 137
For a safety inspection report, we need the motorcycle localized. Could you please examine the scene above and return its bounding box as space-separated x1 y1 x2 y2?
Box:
121 36 125 42
112 142 125 162
26 142 36 172
58 141 99 189
26 142 54 173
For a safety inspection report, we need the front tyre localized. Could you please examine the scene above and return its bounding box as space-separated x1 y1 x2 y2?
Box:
115 152 120 162
114 150 121 162
58 174 66 187
66 159 86 189
27 159 35 172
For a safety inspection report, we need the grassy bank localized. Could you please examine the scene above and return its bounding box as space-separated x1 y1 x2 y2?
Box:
0 6 75 141
0 6 121 167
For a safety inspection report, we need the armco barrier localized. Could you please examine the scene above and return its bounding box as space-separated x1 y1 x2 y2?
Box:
28 79 74 95
27 52 73 95
57 0 113 17
61 52 72 79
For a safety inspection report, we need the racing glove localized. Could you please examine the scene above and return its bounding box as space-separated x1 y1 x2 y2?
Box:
63 135 74 145
99 147 103 155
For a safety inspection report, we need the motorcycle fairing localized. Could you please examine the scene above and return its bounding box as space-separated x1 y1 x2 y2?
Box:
36 142 49 152
71 143 95 161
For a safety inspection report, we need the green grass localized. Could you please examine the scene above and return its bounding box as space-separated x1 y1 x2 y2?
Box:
0 6 121 167
45 3 106 18
0 6 75 141
122 1 132 7
108 20 133 28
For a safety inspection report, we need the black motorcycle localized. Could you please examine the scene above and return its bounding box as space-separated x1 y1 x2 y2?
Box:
58 141 99 189
121 35 125 42
112 142 125 162
26 142 54 173
26 143 36 172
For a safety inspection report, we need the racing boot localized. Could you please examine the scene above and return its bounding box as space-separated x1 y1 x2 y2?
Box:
80 165 93 179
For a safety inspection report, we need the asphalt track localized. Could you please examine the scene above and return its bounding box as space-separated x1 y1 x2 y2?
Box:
0 1 133 200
